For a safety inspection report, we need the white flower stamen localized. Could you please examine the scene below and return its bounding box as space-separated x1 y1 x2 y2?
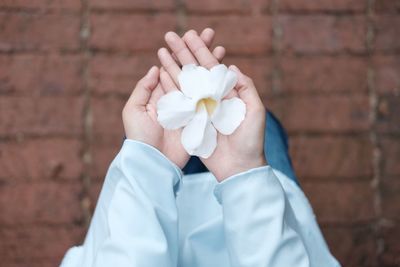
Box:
196 97 217 116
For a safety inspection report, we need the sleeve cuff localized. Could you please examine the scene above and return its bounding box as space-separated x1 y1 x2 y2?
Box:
118 139 183 187
213 165 279 204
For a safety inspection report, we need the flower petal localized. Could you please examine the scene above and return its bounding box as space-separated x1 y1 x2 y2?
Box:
157 91 196 129
211 97 246 135
210 64 237 100
179 64 214 100
192 122 217 158
181 103 208 154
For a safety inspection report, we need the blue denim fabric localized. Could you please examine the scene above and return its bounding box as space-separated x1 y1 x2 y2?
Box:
182 111 300 186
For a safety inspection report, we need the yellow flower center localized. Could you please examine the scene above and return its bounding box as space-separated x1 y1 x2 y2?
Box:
196 97 217 116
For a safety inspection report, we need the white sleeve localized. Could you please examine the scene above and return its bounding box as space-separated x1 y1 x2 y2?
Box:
214 166 341 267
60 140 182 267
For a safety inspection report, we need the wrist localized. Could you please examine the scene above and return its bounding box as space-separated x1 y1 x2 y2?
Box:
215 155 267 182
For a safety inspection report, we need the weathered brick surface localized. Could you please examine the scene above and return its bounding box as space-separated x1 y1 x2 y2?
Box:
381 224 400 266
374 15 400 52
290 136 373 180
279 0 366 12
377 94 400 134
381 138 400 177
89 54 158 96
303 181 376 224
0 182 83 225
322 226 378 266
187 15 272 55
90 142 120 181
183 0 270 13
0 139 83 182
280 55 368 93
268 95 370 133
224 56 273 97
91 96 125 143
375 0 400 13
89 13 177 52
279 15 367 54
381 179 400 221
0 97 84 137
373 55 400 94
0 0 399 266
0 54 83 95
0 0 81 10
89 0 175 10
0 226 85 265
0 13 81 52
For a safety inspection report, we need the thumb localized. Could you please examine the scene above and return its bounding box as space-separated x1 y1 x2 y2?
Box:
228 65 263 108
129 66 159 107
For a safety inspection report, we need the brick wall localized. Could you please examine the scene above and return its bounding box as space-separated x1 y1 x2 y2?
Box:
0 0 399 266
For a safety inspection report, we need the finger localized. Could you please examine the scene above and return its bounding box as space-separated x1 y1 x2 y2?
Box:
200 28 226 62
129 66 159 106
199 28 215 48
212 46 225 62
183 30 219 69
165 31 197 66
148 83 165 107
170 28 216 64
228 65 263 107
224 87 239 99
157 47 180 86
160 67 178 93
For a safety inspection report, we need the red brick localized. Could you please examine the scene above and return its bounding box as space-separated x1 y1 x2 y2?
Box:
0 225 85 265
0 97 84 137
89 13 177 52
89 181 103 209
322 226 378 267
268 95 370 133
303 181 375 224
279 0 366 12
89 54 158 96
290 136 373 180
381 224 400 266
0 182 83 225
0 54 83 95
183 0 270 13
375 0 400 13
0 139 83 182
0 0 81 10
381 179 400 221
224 56 273 98
0 13 80 52
90 0 175 10
280 55 368 93
374 15 400 52
381 138 400 177
279 15 367 54
91 96 125 143
187 15 272 55
376 94 400 134
90 142 120 180
373 55 400 94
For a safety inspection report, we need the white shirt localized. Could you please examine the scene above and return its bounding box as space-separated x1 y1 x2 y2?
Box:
61 140 340 267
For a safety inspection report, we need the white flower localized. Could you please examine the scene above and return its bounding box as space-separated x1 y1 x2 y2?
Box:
157 64 246 158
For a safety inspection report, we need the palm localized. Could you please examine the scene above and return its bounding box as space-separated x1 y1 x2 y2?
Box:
202 109 266 180
146 84 190 168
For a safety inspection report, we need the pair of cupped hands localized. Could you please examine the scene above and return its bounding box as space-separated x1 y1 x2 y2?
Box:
123 28 266 182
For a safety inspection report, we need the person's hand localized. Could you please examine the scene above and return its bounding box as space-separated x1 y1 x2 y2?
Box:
122 29 224 169
159 30 267 181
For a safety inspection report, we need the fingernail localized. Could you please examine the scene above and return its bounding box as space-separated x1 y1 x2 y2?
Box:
147 66 157 75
